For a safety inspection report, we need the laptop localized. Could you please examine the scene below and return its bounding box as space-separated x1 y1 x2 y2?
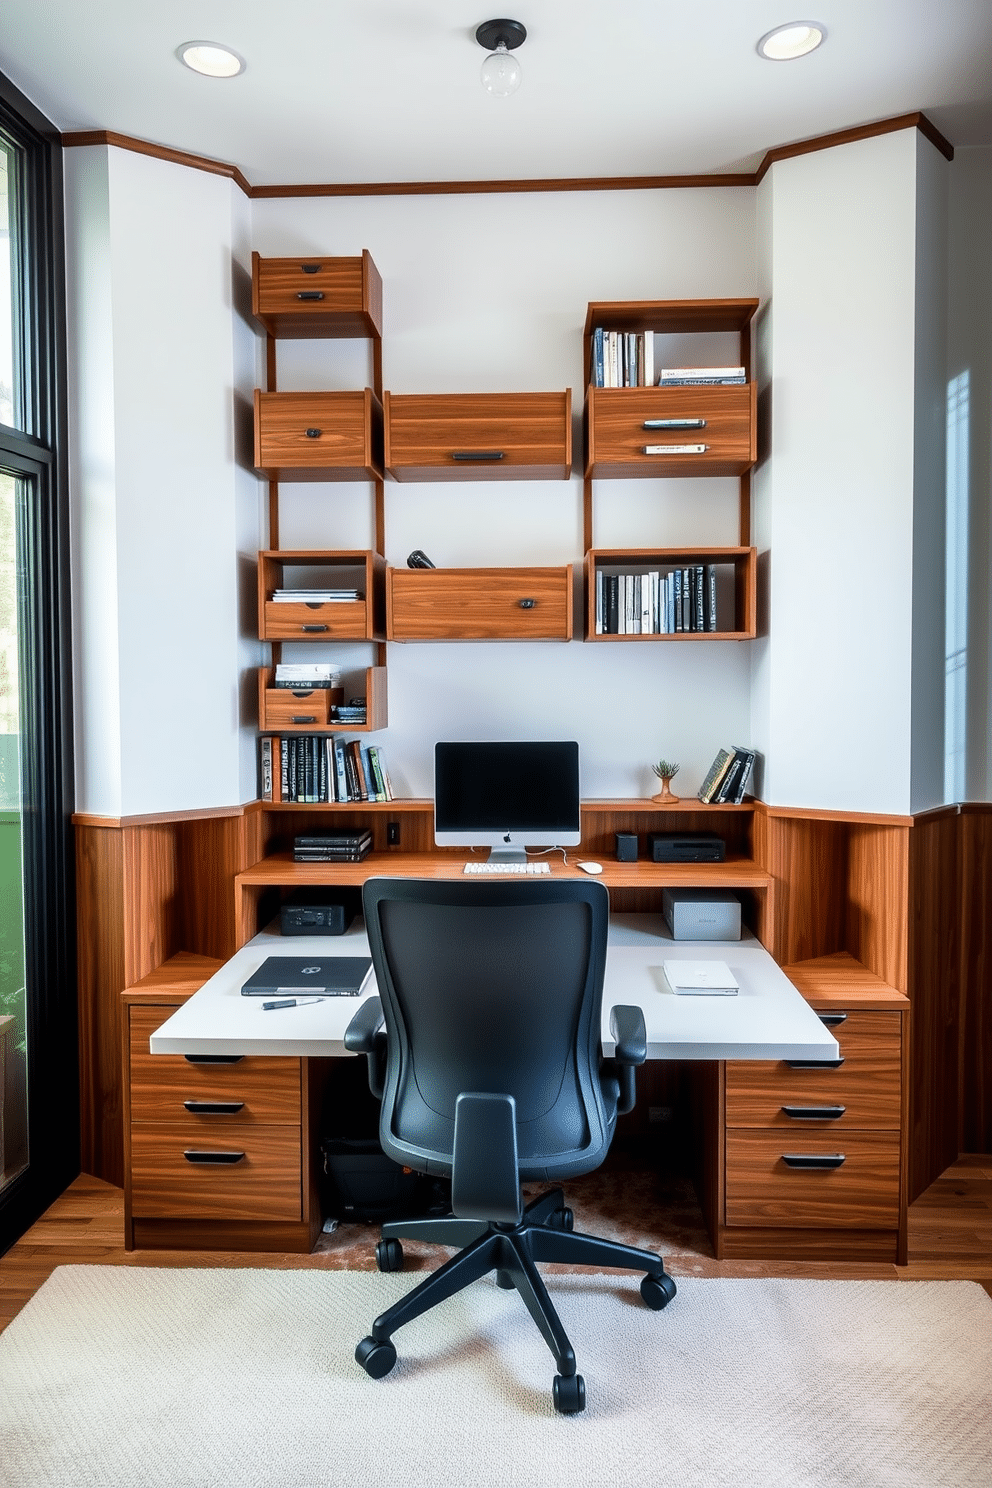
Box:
240 955 373 997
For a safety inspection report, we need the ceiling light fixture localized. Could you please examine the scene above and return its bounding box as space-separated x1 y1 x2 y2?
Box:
177 41 246 79
756 21 826 60
476 19 526 98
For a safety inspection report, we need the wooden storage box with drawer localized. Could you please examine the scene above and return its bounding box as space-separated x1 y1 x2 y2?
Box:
251 251 382 340
387 566 573 641
122 958 331 1253
384 391 571 481
257 550 386 643
585 385 755 479
254 389 383 482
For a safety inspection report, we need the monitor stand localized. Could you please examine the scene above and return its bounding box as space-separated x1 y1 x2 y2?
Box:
485 846 527 865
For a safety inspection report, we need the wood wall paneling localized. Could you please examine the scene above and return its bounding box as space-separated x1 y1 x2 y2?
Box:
959 807 992 1153
75 824 126 1186
846 824 910 991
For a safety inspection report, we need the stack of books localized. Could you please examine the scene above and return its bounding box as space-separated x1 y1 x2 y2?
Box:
273 663 341 690
656 366 746 387
697 746 757 805
271 587 363 603
293 830 372 863
596 565 718 635
259 737 394 804
331 701 367 725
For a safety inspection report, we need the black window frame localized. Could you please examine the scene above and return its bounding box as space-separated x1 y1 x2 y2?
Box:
0 70 77 1254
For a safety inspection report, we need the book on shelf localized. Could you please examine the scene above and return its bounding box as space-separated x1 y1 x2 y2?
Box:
591 327 655 388
697 745 758 805
261 736 395 806
271 588 363 603
260 736 273 801
274 662 341 690
697 748 735 804
656 366 746 386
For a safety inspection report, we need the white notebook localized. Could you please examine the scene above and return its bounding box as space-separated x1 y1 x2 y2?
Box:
663 959 739 996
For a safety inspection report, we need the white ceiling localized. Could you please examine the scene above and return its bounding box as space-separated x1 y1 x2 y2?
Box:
2 2 992 187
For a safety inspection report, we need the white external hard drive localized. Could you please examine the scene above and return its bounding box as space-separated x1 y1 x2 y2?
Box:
662 959 739 996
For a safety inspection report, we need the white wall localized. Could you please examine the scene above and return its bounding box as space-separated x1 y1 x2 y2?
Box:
65 146 263 817
751 129 946 815
251 187 758 799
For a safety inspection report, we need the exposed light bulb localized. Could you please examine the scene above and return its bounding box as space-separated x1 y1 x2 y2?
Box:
178 42 246 78
481 40 523 97
756 22 826 61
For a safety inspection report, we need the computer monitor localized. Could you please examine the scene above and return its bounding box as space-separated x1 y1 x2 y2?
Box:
434 740 581 863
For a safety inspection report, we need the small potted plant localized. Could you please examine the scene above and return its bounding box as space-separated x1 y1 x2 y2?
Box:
651 759 680 805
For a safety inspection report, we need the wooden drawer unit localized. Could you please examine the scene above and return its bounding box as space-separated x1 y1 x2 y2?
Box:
725 1011 902 1129
387 566 573 641
129 1007 301 1125
725 1130 901 1229
129 1123 302 1222
257 673 343 733
384 391 571 481
254 389 383 482
251 251 382 339
257 550 386 642
586 384 756 479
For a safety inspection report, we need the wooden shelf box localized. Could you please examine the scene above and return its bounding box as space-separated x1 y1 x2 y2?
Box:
257 551 386 643
585 547 756 640
260 666 387 738
254 389 383 482
387 566 573 641
585 384 756 479
251 251 383 340
384 391 572 481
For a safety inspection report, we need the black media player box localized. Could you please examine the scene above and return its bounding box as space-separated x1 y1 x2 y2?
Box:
280 888 358 936
647 832 726 864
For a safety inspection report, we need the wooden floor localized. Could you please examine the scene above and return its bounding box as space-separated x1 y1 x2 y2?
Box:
2 1154 990 1333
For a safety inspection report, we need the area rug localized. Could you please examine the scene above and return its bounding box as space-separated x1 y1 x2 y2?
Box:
1 1266 990 1488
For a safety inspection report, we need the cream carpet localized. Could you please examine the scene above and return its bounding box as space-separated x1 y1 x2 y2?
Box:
1 1266 990 1488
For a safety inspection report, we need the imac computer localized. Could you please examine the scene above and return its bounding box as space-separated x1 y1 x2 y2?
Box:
434 740 581 864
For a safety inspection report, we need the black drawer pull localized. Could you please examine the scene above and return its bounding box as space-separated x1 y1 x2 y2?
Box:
304 427 322 438
183 1150 245 1164
184 1054 244 1065
291 715 317 724
518 598 536 609
290 688 316 697
781 1153 846 1170
643 418 706 429
301 623 329 632
786 1057 845 1069
782 1105 846 1120
183 1100 245 1115
451 450 504 461
297 291 325 301
300 264 321 273
819 1013 848 1026
304 601 325 609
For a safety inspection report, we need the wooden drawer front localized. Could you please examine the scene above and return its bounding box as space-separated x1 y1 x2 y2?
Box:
254 390 382 481
130 1124 302 1221
725 1131 901 1229
252 254 382 338
725 1012 901 1129
586 385 755 479
262 598 371 641
384 392 571 481
387 567 573 640
130 1009 301 1124
260 684 343 731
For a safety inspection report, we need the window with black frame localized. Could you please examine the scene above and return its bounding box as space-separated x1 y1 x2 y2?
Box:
0 72 76 1254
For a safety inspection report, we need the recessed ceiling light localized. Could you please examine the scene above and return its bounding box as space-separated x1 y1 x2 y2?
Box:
177 41 246 79
756 21 826 60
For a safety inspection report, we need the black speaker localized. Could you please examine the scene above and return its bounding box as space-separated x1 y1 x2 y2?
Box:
615 833 638 862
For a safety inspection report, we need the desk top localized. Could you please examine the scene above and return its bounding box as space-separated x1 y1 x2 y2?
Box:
149 915 838 1063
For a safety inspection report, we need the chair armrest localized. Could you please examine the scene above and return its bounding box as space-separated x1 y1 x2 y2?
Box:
344 997 386 1099
610 1004 647 1066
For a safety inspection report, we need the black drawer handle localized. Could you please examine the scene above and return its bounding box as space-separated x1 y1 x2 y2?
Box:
300 264 322 273
183 1150 245 1164
451 450 504 461
643 418 706 429
781 1153 846 1170
183 1100 245 1115
786 1057 845 1069
304 427 322 438
291 715 316 723
518 598 536 609
297 291 325 301
290 688 316 697
819 1013 848 1026
782 1105 846 1121
184 1054 244 1065
301 624 328 632
304 601 325 610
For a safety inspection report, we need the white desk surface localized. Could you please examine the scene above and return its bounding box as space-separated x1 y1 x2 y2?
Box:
150 915 838 1063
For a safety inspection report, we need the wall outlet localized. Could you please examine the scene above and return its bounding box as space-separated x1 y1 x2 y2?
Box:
387 820 400 845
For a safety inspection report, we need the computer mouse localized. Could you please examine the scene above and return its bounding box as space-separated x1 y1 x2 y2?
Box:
577 861 603 875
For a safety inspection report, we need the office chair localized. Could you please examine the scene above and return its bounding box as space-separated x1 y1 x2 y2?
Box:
346 876 676 1414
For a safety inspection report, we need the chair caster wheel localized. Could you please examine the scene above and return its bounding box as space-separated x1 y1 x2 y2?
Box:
376 1238 403 1272
356 1335 397 1379
641 1272 677 1310
552 1372 586 1414
548 1206 574 1231
495 1268 515 1289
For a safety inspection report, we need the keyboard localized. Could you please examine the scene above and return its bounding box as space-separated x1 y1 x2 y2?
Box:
463 861 552 875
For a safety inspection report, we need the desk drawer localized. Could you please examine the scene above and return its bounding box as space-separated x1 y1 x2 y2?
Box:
725 1012 901 1129
725 1130 900 1230
130 1123 302 1221
129 1008 301 1124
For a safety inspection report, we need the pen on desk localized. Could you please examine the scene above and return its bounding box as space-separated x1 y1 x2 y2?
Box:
261 997 326 1011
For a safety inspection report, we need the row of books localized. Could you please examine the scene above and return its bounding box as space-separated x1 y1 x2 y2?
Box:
697 746 756 805
595 566 718 635
590 326 747 391
293 830 371 863
273 662 341 690
260 736 394 804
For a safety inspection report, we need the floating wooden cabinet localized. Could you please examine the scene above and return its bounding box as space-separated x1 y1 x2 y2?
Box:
384 391 572 481
251 251 383 339
257 551 386 642
259 666 387 736
585 384 756 479
387 566 573 641
254 389 383 482
586 547 756 640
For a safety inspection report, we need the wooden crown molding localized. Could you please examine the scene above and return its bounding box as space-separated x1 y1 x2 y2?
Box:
61 111 952 199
